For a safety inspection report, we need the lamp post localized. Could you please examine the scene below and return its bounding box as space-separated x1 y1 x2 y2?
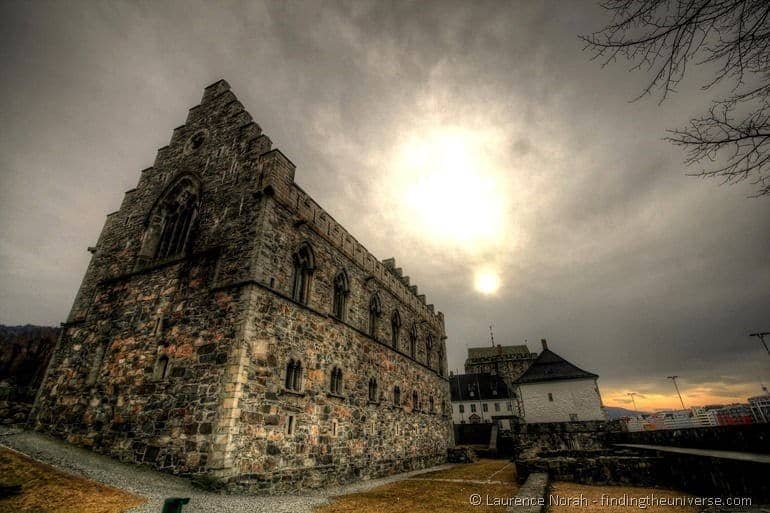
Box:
749 332 770 355
667 375 686 410
627 392 639 414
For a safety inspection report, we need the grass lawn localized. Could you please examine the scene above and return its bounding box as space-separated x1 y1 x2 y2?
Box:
549 481 698 513
0 447 144 513
315 459 518 513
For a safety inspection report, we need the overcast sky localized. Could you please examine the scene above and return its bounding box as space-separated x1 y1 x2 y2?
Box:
1 0 769 410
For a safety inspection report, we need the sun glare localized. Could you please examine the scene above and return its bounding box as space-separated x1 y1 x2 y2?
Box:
474 270 500 295
392 127 508 250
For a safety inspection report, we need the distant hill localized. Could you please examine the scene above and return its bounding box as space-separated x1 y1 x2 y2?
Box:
604 406 649 420
0 324 59 388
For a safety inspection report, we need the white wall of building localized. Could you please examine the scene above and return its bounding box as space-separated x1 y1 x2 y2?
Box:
518 378 605 423
451 399 516 424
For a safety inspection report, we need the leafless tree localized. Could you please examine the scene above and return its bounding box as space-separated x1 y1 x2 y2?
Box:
582 0 770 197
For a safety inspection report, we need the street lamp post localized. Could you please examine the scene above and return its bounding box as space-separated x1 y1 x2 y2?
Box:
667 375 686 410
627 392 639 414
749 332 770 355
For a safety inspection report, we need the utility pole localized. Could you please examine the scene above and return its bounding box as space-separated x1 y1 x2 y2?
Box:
627 392 639 414
749 332 770 355
667 375 686 410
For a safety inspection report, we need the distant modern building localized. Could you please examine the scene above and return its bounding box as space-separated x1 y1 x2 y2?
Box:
714 403 754 425
449 373 518 429
691 406 718 427
515 340 606 423
748 391 770 424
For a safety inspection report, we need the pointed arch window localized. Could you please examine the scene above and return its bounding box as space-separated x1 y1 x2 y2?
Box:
332 270 349 320
152 354 170 381
368 293 382 338
412 390 420 411
409 324 418 359
292 243 315 305
390 310 401 348
140 175 200 263
285 359 303 392
330 366 343 395
393 385 401 406
437 346 444 376
368 377 378 403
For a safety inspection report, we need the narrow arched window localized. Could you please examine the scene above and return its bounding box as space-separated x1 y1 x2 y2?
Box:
429 396 435 413
368 377 378 402
412 390 419 411
332 270 349 320
390 310 401 348
153 354 170 381
368 293 382 338
409 324 418 359
140 176 200 263
330 366 343 395
285 359 303 391
437 346 444 376
292 243 315 304
393 385 401 406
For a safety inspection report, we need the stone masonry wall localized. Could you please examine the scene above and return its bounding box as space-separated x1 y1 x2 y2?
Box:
31 79 452 490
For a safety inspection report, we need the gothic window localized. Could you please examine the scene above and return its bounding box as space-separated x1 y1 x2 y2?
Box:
292 243 315 305
409 324 417 359
429 396 435 413
152 354 170 381
368 293 382 338
426 334 434 352
368 377 378 402
332 270 349 320
393 385 401 406
285 359 303 391
412 391 419 411
390 310 401 348
140 175 201 263
330 366 343 395
437 346 444 376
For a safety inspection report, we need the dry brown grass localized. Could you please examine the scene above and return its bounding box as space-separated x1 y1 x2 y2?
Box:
315 459 519 513
417 459 516 483
549 482 698 513
0 447 144 513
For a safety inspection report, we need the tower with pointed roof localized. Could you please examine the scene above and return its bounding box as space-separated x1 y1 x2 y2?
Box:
515 339 606 423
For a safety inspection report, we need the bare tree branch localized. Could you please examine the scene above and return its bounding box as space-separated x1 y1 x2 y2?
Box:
582 0 770 196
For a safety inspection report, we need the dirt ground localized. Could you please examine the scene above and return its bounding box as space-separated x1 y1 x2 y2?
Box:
316 459 518 513
549 481 699 513
0 447 144 513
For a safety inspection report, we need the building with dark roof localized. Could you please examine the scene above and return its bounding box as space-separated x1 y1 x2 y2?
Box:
449 373 518 426
515 340 605 423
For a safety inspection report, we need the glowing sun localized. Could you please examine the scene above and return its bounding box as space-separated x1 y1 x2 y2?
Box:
390 126 508 250
474 270 500 295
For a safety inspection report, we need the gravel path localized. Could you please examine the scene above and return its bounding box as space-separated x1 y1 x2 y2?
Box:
0 426 452 513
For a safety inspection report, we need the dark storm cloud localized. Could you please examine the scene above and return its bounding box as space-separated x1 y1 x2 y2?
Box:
1 0 768 407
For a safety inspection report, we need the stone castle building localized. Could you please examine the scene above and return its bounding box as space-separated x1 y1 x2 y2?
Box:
464 343 537 388
30 79 452 491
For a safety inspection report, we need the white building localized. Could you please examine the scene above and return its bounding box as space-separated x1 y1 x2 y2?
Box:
515 340 606 423
449 372 517 429
748 391 770 424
